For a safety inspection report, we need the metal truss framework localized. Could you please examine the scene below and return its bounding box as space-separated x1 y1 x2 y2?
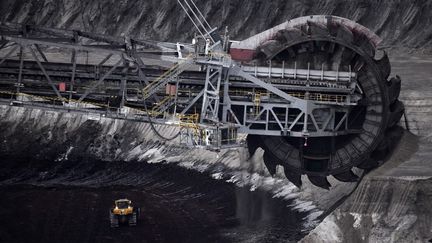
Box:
0 20 361 149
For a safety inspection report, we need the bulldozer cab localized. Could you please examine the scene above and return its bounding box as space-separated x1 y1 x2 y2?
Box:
112 199 134 216
115 199 131 209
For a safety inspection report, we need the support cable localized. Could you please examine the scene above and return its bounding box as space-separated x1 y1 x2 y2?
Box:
188 0 212 30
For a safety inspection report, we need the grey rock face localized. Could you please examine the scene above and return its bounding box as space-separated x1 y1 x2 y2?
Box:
301 131 432 243
302 178 432 243
1 0 432 52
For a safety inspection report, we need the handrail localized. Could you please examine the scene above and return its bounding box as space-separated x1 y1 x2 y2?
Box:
141 55 193 100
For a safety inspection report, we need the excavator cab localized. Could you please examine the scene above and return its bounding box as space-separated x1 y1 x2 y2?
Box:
110 199 140 227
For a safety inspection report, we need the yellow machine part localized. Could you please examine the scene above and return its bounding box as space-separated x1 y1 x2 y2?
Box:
112 207 133 215
112 199 134 215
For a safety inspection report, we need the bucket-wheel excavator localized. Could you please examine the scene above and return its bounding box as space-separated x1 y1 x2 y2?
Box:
0 1 404 189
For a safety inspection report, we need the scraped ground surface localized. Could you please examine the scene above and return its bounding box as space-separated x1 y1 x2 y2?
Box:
0 161 307 243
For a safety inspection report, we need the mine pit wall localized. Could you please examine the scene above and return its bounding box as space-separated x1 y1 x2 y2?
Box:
0 103 359 216
0 104 184 165
2 0 432 239
1 95 429 240
1 91 430 242
294 52 432 242
301 176 432 243
300 98 432 242
1 0 432 53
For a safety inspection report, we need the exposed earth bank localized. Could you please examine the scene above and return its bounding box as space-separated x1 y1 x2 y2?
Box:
1 0 432 53
301 131 432 243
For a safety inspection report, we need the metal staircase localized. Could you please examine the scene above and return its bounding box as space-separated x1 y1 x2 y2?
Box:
142 58 192 100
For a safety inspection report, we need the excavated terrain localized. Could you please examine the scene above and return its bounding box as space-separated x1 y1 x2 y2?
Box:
1 0 432 242
0 106 310 243
1 0 432 53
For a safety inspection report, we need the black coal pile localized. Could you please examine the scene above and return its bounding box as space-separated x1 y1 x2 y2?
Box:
0 106 309 243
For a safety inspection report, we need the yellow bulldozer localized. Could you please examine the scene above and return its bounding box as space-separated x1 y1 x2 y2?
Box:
109 199 140 227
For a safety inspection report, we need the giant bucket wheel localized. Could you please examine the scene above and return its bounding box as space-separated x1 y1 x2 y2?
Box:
246 16 404 189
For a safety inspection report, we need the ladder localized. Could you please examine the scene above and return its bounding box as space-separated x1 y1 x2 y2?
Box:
254 92 261 116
